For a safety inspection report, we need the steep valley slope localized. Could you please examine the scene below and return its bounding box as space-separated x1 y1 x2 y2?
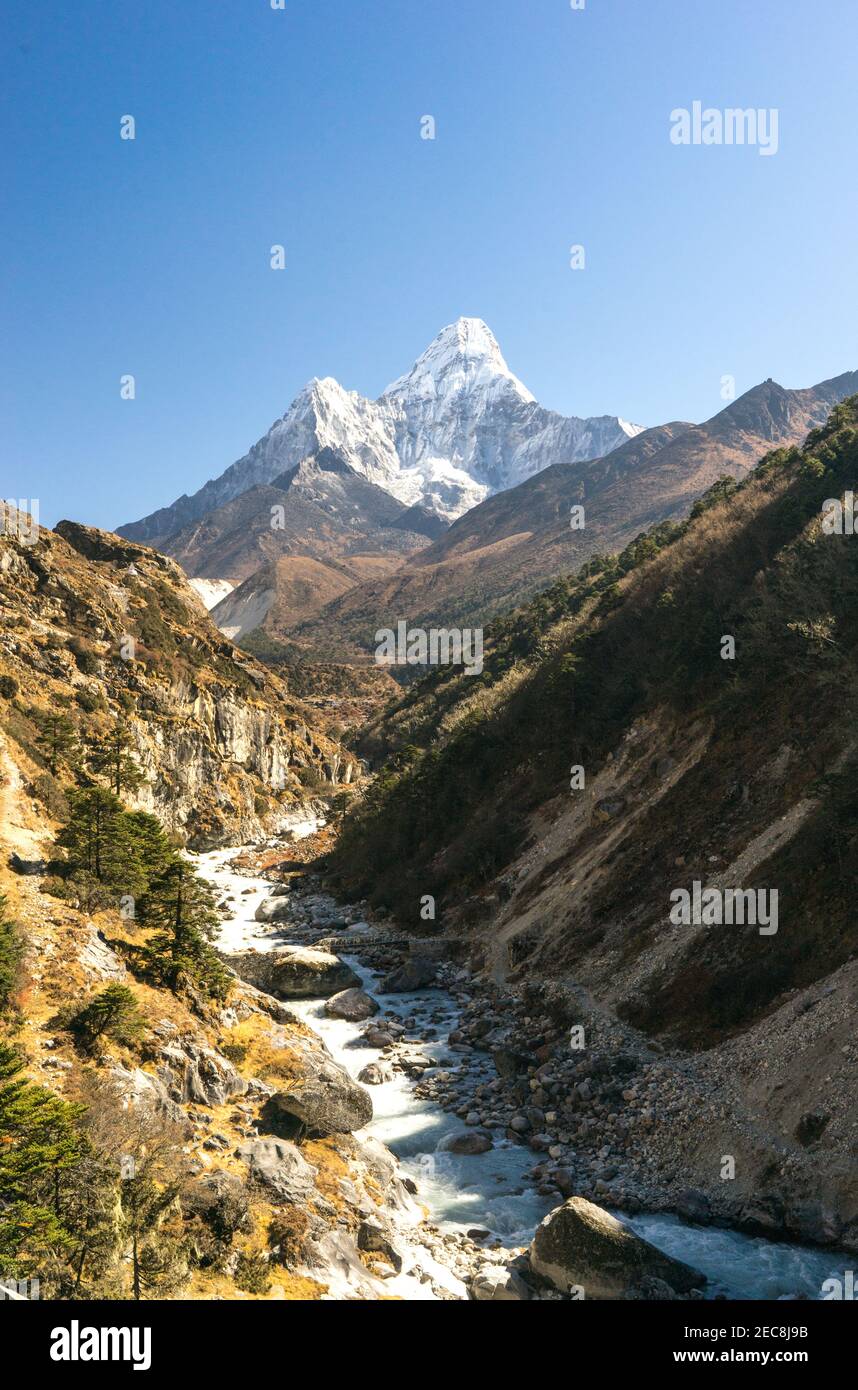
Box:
328 397 858 1248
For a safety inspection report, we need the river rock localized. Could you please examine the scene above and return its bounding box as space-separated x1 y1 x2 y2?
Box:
529 1197 706 1299
270 1056 373 1137
381 958 437 992
358 1062 392 1085
324 988 379 1022
492 1046 533 1080
443 1130 494 1155
471 1266 531 1301
254 896 293 922
228 946 360 999
674 1188 712 1225
238 1137 317 1202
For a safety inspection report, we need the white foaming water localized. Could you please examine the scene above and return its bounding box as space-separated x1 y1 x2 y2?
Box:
201 849 851 1300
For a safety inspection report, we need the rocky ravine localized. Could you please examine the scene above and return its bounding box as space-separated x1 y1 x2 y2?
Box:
203 840 849 1300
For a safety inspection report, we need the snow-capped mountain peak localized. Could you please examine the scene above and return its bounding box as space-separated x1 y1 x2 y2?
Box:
383 316 535 405
119 318 643 543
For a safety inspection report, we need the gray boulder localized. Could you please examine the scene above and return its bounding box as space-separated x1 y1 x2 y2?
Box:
357 1062 392 1086
271 1056 372 1137
381 957 437 992
444 1130 493 1155
229 946 360 999
530 1197 705 1299
254 896 292 923
471 1266 531 1301
357 1218 404 1272
237 1137 317 1203
492 1045 533 1080
324 988 379 1021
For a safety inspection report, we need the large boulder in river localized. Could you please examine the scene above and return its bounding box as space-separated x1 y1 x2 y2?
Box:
380 957 437 992
270 1056 373 1137
228 946 360 999
443 1129 493 1155
324 988 379 1021
254 896 292 923
529 1197 705 1299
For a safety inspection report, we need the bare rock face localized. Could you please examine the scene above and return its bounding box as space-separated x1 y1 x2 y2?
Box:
79 925 127 982
228 946 360 999
155 1038 248 1108
529 1197 705 1300
270 1055 373 1137
324 988 379 1022
237 1137 317 1203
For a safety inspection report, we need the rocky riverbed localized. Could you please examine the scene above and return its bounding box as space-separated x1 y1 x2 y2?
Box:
198 835 851 1301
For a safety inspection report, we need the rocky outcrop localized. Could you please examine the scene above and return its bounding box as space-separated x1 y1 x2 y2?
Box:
529 1197 705 1300
237 1137 317 1202
154 1037 249 1107
0 518 347 850
270 1055 373 1137
78 925 128 982
229 946 360 1000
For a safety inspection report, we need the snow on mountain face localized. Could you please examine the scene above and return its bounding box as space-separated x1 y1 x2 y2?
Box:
120 318 643 541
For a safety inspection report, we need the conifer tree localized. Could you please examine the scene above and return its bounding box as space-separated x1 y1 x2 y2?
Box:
87 722 144 797
70 984 144 1051
0 897 24 1009
138 859 231 1000
0 1042 85 1274
36 710 78 777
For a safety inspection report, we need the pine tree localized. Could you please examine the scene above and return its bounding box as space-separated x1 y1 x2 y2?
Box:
36 711 78 776
121 810 177 883
112 1100 188 1300
138 860 231 1000
58 786 127 882
0 1042 85 1274
87 722 144 797
0 897 24 1009
70 984 144 1051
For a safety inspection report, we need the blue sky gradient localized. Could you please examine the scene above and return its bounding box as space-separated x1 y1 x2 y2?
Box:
4 0 857 529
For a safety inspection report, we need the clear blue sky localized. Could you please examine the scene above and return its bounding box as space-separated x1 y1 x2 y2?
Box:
4 0 857 530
